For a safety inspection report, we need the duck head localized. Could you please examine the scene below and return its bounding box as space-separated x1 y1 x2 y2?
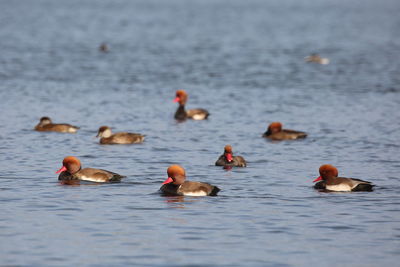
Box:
173 90 188 106
56 156 82 175
96 126 112 138
265 122 282 135
39 116 52 126
163 165 186 186
313 164 339 182
224 145 233 162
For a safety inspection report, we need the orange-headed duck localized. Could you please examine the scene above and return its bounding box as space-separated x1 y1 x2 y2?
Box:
305 53 329 65
313 164 374 192
160 165 220 196
34 117 79 133
263 122 307 140
215 145 247 167
96 126 144 145
174 90 209 121
56 156 125 183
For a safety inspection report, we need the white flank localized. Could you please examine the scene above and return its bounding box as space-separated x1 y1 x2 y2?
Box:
192 114 206 120
183 191 208 196
80 176 105 183
69 128 77 133
326 183 352 192
320 58 330 65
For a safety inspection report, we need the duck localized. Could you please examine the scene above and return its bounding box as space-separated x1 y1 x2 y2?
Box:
215 145 247 167
313 164 374 192
160 165 220 196
263 122 307 140
56 156 125 183
96 126 145 144
305 53 329 65
173 90 209 121
34 117 79 133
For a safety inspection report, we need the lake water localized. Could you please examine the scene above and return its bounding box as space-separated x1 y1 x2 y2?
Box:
1 0 400 266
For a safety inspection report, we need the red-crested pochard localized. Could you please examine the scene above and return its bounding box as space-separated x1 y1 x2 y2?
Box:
56 156 125 183
263 122 307 140
96 126 144 144
160 165 220 196
34 117 79 133
174 90 209 121
313 164 374 192
215 145 247 167
305 53 329 65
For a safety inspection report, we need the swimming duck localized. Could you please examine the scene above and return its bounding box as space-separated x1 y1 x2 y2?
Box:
215 145 246 167
160 165 220 196
34 117 79 133
305 53 329 65
96 126 145 144
174 90 209 121
56 156 125 183
313 164 374 192
263 122 307 140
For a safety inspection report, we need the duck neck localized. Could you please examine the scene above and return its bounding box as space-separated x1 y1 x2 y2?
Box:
175 104 187 121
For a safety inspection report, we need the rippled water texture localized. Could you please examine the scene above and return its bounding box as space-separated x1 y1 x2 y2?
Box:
1 0 400 266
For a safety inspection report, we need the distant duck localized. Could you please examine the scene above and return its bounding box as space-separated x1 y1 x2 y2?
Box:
160 165 220 196
34 117 79 133
263 122 307 140
313 164 374 192
173 90 209 121
96 126 145 145
56 156 125 183
305 53 329 65
215 145 247 167
99 43 109 52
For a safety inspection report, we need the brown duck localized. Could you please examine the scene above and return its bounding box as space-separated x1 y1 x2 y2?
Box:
263 122 307 140
305 53 329 65
160 165 220 196
313 164 374 192
215 145 246 167
96 126 145 144
174 90 209 121
34 117 79 133
56 156 125 183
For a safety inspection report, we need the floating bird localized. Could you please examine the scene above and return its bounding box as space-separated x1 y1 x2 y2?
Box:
160 165 220 196
215 145 246 167
34 117 79 133
173 90 209 121
305 53 329 64
313 164 374 192
96 126 144 144
56 156 125 183
263 122 307 140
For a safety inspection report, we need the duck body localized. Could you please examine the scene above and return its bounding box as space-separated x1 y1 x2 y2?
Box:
160 181 220 196
58 168 124 183
313 164 374 192
35 117 79 133
215 145 246 167
174 106 209 121
305 54 329 65
263 122 307 140
96 126 144 144
174 90 209 121
160 165 220 196
56 156 125 183
314 177 374 192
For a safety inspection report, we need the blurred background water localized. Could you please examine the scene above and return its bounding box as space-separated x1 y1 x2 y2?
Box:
0 0 400 266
